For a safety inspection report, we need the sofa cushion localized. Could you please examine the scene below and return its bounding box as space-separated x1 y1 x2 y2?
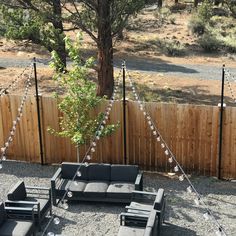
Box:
111 165 138 182
106 182 135 199
59 179 87 197
88 164 111 181
7 181 27 201
118 226 145 236
61 162 88 180
83 181 109 198
0 219 33 236
0 202 6 226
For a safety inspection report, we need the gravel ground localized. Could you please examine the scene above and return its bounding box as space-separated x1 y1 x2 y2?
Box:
0 161 235 236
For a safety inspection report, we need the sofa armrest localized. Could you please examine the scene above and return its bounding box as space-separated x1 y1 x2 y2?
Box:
51 167 62 206
26 186 51 199
153 188 165 211
135 172 143 191
5 205 35 221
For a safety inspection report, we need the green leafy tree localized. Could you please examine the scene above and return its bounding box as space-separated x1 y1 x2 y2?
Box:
49 34 118 161
0 0 66 69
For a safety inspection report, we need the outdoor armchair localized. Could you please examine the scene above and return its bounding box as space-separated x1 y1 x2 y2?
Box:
124 189 166 233
0 201 36 236
118 209 158 236
5 180 52 231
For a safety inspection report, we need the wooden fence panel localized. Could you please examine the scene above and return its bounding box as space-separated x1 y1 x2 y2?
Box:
0 95 236 179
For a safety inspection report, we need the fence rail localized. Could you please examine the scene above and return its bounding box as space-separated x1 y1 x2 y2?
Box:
0 95 235 179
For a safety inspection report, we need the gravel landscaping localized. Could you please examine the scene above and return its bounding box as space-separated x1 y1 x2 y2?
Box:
0 160 235 236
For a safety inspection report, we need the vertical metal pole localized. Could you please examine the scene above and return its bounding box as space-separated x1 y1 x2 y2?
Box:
122 61 127 165
33 57 44 165
218 65 225 179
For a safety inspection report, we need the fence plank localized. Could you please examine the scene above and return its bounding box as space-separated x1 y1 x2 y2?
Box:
0 95 236 179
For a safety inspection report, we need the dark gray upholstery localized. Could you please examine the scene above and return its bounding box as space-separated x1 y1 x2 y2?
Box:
0 202 7 226
51 162 143 205
111 165 138 182
0 220 34 236
61 162 88 180
83 181 109 198
88 164 111 181
7 181 27 201
107 182 135 199
0 202 35 236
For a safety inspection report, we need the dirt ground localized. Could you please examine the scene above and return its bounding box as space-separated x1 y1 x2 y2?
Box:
0 9 236 105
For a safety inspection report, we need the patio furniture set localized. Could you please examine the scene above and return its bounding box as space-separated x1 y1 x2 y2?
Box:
0 162 166 236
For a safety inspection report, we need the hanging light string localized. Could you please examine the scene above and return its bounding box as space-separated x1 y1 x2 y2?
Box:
125 66 228 236
0 62 33 97
225 69 236 103
41 70 123 236
0 65 34 169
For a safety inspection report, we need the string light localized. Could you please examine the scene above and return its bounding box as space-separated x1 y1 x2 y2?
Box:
0 65 34 165
42 68 123 236
126 65 228 236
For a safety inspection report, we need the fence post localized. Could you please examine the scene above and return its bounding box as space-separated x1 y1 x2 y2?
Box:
218 65 225 179
122 61 127 165
33 57 44 165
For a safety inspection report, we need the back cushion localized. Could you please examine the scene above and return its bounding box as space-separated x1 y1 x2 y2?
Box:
7 181 27 201
0 202 6 226
111 165 138 182
61 162 88 180
88 164 111 181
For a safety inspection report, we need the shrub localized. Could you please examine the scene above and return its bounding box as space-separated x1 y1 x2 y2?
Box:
188 15 205 36
198 0 213 22
223 36 236 53
157 39 185 56
198 32 222 52
154 7 171 24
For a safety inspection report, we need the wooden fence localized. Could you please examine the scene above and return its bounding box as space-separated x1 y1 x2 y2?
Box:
0 95 235 179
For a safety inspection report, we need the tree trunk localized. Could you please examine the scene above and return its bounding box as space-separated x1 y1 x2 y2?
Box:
174 0 178 4
52 0 66 69
158 0 163 8
96 0 114 98
194 0 199 8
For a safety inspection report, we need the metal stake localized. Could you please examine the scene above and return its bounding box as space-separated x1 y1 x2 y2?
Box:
33 57 44 165
218 65 225 179
122 61 127 165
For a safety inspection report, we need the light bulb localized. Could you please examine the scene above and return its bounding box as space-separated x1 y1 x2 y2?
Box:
156 136 161 142
92 142 96 147
150 125 154 130
76 170 81 177
2 155 6 161
0 163 2 169
1 147 6 153
147 116 151 120
168 157 173 163
179 175 184 181
143 112 147 116
84 162 89 167
164 150 169 155
47 232 55 236
86 155 91 161
187 186 192 193
174 165 179 172
53 217 60 225
102 120 106 125
61 201 69 210
148 121 151 125
153 131 157 136
67 191 73 198
105 115 109 120
203 212 209 221
13 121 17 125
8 137 13 142
100 125 104 130
161 143 165 148
91 147 95 152
96 136 100 140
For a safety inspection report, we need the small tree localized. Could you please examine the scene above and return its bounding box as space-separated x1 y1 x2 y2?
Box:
49 34 118 161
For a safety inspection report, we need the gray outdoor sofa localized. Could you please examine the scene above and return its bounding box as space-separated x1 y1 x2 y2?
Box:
51 162 143 205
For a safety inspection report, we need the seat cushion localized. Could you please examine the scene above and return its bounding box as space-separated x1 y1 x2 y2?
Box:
59 179 87 197
111 165 138 182
0 202 6 226
0 219 33 236
7 181 27 201
118 226 145 236
61 162 88 180
88 164 111 181
83 181 109 198
106 182 135 199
